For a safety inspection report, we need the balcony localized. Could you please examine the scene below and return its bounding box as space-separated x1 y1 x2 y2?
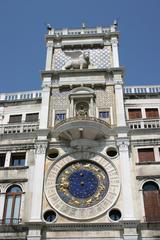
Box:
53 116 112 141
0 218 21 225
127 118 160 130
0 122 39 134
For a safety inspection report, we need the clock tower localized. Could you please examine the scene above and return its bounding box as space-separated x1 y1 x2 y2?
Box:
28 22 138 240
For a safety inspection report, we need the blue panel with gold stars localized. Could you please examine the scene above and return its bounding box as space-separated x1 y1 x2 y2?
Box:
56 161 109 208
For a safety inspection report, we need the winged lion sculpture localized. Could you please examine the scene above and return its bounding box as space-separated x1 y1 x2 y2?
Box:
62 51 90 70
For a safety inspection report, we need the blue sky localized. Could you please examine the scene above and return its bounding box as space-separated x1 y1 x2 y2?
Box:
0 0 160 93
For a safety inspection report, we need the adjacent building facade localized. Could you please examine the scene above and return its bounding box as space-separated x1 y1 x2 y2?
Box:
0 23 160 240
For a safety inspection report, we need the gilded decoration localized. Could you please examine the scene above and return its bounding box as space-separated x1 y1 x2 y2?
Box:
45 151 120 220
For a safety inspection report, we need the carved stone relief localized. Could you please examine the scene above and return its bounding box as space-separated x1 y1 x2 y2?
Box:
52 47 112 70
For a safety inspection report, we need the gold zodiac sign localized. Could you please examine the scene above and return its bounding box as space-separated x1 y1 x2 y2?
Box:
95 192 100 200
84 164 91 168
99 184 105 191
60 182 69 189
97 173 105 180
86 198 92 205
69 198 81 206
90 166 100 173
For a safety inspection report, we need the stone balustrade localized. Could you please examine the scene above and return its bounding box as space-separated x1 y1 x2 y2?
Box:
0 90 41 102
0 122 39 134
124 85 160 94
127 118 160 130
48 26 112 36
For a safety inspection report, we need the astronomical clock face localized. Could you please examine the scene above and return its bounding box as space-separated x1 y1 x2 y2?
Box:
45 151 120 220
56 161 109 208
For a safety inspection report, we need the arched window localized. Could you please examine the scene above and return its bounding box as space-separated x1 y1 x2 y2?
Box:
142 181 160 221
3 185 22 224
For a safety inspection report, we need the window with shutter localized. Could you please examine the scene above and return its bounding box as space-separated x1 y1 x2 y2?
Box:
9 115 22 123
25 113 39 122
138 148 155 163
128 109 142 119
143 181 160 221
145 108 159 118
3 185 22 224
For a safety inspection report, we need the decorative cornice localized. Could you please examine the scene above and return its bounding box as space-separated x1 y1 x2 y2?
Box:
41 67 124 79
0 144 34 152
0 221 160 233
136 162 160 166
131 138 160 146
0 178 28 183
139 221 160 230
46 31 119 41
136 175 160 180
0 166 29 171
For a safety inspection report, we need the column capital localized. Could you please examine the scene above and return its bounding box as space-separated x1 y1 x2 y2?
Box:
114 74 123 85
46 40 54 48
117 139 130 151
35 141 48 154
111 37 119 46
42 80 52 89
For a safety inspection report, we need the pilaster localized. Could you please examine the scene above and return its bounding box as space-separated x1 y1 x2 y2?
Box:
0 106 4 125
111 37 119 68
114 76 126 127
45 41 54 70
27 229 41 240
122 223 139 240
39 77 51 129
117 139 135 220
29 140 48 222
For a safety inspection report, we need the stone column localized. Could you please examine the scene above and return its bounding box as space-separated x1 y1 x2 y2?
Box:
45 41 53 70
29 141 48 222
70 98 74 117
117 140 135 220
89 97 94 117
111 37 119 68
